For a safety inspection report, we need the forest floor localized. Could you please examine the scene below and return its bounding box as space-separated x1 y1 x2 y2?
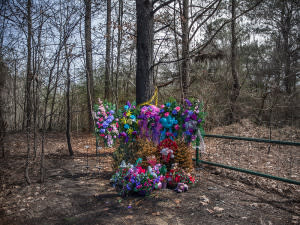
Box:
1 119 299 225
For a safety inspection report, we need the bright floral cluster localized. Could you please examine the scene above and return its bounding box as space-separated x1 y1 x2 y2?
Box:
110 159 166 196
166 167 196 188
110 158 196 196
118 101 139 143
94 98 205 145
94 99 119 147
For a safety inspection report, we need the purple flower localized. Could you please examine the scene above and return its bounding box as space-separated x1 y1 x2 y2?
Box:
184 117 190 122
191 114 197 120
172 109 177 115
198 119 202 123
185 99 192 107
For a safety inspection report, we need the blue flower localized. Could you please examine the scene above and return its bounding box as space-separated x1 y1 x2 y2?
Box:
160 109 164 113
109 110 115 115
124 124 130 129
100 129 105 133
166 102 171 107
130 115 136 120
124 105 129 111
185 130 191 136
172 109 177 115
102 122 108 128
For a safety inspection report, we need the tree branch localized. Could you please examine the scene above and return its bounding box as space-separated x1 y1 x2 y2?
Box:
153 0 175 14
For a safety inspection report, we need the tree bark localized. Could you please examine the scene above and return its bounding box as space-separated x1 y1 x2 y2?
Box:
0 58 7 158
115 0 123 109
229 0 240 124
104 0 111 101
84 0 94 132
65 46 74 156
25 0 32 184
181 0 190 100
136 0 154 105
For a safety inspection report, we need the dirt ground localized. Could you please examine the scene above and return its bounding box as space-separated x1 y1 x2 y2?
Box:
1 121 300 225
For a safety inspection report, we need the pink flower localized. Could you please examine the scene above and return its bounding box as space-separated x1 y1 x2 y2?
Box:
99 117 104 122
164 112 169 117
161 104 165 108
116 122 119 128
175 106 181 112
174 124 180 130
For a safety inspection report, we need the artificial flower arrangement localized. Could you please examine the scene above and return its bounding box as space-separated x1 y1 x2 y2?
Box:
94 99 119 147
118 101 139 143
95 98 203 196
110 158 196 196
94 97 205 146
110 158 167 196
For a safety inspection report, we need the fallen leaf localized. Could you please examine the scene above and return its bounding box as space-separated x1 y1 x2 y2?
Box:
213 206 224 212
125 215 133 219
206 208 214 214
199 195 210 203
174 199 181 204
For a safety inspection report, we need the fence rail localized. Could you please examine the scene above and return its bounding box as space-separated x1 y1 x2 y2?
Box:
195 133 300 185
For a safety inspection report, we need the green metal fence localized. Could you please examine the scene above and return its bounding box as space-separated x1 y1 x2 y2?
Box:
195 133 300 185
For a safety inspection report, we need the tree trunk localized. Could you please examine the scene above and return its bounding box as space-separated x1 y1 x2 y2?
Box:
115 0 123 109
136 0 154 105
0 58 7 158
104 0 111 101
281 2 293 95
13 58 17 131
25 0 32 185
229 0 240 124
84 0 94 132
48 56 60 131
65 46 74 156
180 0 189 101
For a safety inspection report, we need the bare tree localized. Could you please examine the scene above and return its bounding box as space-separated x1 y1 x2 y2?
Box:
229 0 240 123
25 0 32 185
84 0 94 132
0 58 7 158
104 0 112 101
65 45 74 156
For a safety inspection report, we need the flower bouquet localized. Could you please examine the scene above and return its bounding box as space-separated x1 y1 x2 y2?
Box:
118 101 139 143
110 159 164 196
94 99 119 147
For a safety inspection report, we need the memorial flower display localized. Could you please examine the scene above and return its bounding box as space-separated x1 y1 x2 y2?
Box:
95 98 204 196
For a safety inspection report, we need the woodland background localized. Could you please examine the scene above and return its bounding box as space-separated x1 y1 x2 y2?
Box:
0 0 299 152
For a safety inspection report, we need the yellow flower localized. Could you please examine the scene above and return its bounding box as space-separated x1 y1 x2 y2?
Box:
127 119 132 125
126 110 132 117
121 117 127 124
127 128 133 135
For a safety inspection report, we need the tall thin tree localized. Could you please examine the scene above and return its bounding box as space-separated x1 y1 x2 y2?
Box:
104 0 111 101
25 0 32 184
84 0 94 132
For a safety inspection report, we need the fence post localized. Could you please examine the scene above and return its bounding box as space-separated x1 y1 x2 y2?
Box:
196 132 200 166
